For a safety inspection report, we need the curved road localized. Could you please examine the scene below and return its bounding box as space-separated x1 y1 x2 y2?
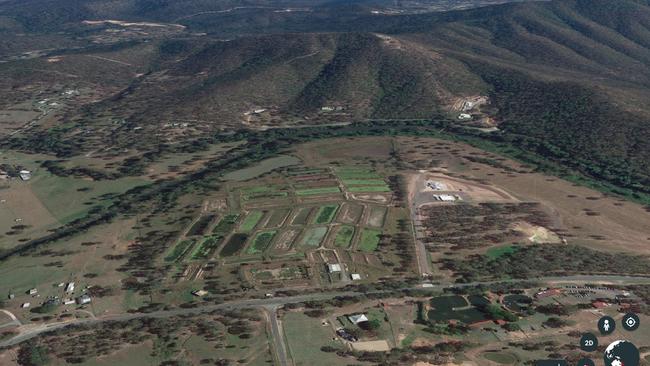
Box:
0 310 21 330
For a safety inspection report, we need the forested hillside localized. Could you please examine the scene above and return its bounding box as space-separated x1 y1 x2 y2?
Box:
1 0 650 197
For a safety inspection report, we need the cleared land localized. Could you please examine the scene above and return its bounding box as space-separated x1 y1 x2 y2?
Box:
223 155 300 181
283 312 348 366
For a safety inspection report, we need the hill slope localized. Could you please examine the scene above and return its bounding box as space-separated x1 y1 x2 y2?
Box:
89 32 486 126
1 0 650 196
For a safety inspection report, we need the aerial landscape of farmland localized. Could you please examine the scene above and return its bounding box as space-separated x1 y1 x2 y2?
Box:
2 0 650 365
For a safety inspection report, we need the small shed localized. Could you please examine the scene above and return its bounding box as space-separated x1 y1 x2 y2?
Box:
327 264 342 273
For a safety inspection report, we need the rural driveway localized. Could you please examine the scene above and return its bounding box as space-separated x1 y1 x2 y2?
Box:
264 305 290 366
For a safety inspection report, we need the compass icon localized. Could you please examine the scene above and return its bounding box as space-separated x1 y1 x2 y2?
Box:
622 313 640 331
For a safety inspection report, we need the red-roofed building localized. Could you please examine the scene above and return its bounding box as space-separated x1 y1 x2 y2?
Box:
592 301 609 309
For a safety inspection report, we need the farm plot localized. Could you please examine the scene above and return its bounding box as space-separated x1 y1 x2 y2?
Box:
338 202 363 224
334 225 355 248
336 167 391 193
273 229 299 252
239 211 265 233
241 185 289 201
296 187 341 196
212 214 239 235
335 167 382 180
264 209 290 228
251 265 309 284
348 186 391 192
285 167 329 176
366 206 387 227
358 228 381 252
187 214 215 236
191 236 223 259
247 231 277 254
314 204 339 224
165 239 196 263
299 227 328 247
291 207 313 225
220 234 248 257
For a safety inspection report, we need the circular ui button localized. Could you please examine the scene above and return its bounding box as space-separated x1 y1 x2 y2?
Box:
580 333 598 352
576 358 595 366
622 313 640 331
598 316 616 335
604 340 639 366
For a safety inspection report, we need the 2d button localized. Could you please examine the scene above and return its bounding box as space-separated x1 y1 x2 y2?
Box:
580 333 598 352
622 313 640 331
598 316 616 335
576 358 595 366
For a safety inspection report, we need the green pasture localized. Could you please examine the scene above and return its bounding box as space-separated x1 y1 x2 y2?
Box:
314 204 339 224
334 226 354 248
239 211 264 233
299 227 328 247
296 187 341 196
247 231 276 254
358 228 381 252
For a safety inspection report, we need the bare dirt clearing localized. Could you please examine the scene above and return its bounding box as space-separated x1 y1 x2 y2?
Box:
512 221 562 244
396 136 650 256
351 340 391 351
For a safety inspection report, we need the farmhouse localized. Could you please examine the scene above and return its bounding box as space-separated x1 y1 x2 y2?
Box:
348 314 369 324
65 282 75 293
76 294 91 305
21 303 30 308
350 273 361 280
426 181 444 191
433 194 458 202
192 290 208 297
19 170 32 181
28 288 38 295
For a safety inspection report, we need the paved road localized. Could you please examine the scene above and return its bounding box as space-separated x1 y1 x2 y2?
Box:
0 292 356 348
3 275 650 349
